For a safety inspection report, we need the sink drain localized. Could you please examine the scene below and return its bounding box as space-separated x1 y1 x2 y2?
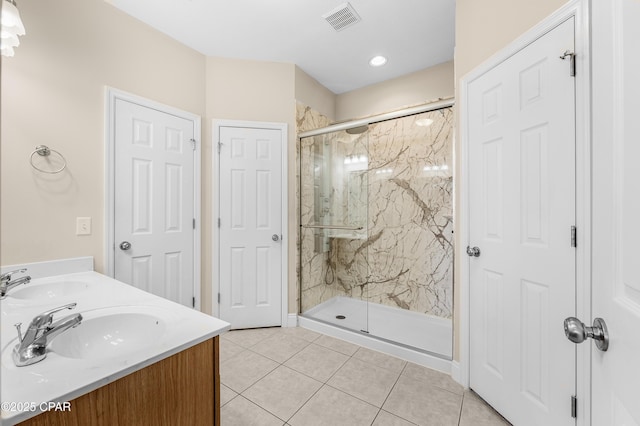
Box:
335 315 346 320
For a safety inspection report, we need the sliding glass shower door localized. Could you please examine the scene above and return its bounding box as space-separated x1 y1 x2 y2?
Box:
299 129 369 333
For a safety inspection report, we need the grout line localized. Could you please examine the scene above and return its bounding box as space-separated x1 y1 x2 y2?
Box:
220 385 239 408
370 408 383 425
234 395 286 424
322 382 383 410
245 337 312 365
457 391 466 426
284 380 326 423
377 363 405 412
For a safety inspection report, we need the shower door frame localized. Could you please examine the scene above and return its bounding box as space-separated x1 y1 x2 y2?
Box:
297 98 456 357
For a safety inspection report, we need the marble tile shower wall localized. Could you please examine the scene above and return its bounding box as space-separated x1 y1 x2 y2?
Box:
297 104 454 319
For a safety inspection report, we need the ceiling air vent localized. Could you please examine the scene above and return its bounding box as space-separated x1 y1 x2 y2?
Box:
322 2 361 32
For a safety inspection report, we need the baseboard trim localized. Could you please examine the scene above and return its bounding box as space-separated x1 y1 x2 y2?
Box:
285 313 298 328
451 360 464 387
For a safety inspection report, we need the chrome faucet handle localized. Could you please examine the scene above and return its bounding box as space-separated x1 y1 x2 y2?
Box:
1 268 27 283
33 303 78 328
13 305 83 367
14 323 23 342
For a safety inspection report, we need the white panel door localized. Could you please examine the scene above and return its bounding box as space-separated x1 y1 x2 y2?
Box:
591 0 640 424
468 18 576 426
114 99 195 307
219 126 282 329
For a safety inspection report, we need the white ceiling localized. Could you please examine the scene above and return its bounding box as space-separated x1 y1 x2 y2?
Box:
107 0 455 94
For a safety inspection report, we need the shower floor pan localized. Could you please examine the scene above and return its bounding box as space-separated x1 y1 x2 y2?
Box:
302 296 452 359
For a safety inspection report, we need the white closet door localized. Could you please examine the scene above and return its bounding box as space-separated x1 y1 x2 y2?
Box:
467 18 576 426
218 126 283 329
114 99 195 308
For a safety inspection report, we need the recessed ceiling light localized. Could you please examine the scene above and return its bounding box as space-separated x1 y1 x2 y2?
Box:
369 55 387 67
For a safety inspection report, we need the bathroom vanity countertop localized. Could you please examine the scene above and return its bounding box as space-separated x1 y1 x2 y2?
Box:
0 271 230 425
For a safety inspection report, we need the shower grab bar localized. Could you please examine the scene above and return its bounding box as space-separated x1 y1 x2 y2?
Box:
302 225 364 231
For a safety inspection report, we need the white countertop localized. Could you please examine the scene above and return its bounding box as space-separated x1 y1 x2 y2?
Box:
0 269 230 425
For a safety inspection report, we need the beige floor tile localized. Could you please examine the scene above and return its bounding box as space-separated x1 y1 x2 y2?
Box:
219 338 246 365
328 358 400 407
288 385 379 426
372 410 418 426
220 384 238 407
280 326 322 342
250 333 311 363
353 347 407 374
314 334 360 356
402 362 464 395
284 343 349 382
220 349 279 393
383 375 462 426
221 327 280 348
243 365 323 421
459 390 511 426
221 396 285 426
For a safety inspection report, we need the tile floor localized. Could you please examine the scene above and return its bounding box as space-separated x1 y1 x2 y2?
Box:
219 327 510 426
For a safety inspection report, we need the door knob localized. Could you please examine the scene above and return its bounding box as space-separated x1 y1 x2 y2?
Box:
466 246 481 257
272 234 280 242
564 317 609 351
119 241 131 251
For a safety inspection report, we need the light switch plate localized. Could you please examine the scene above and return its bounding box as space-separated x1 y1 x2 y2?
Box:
76 217 91 235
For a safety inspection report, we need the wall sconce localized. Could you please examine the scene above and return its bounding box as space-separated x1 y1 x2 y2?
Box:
1 0 26 57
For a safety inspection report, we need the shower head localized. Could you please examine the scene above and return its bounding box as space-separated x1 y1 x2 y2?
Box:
346 125 369 135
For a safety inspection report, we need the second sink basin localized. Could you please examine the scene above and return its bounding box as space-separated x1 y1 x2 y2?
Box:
10 280 90 300
49 307 167 360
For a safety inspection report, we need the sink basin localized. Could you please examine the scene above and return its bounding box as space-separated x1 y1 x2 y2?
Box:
49 309 166 360
10 280 90 300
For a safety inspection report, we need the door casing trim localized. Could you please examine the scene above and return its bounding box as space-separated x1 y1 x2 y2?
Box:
104 87 202 310
212 119 289 328
458 0 591 423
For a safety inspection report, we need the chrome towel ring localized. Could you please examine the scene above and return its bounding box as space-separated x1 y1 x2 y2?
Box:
29 145 67 174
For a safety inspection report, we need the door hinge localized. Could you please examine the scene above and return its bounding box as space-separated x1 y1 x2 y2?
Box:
560 50 576 77
190 138 196 151
193 218 196 229
571 226 577 247
217 293 221 304
192 297 195 308
217 141 222 154
571 395 577 418
218 218 221 228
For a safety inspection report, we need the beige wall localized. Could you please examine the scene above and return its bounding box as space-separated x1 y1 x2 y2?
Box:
336 61 454 121
453 0 568 360
455 0 568 81
204 56 297 315
1 0 205 273
294 67 336 121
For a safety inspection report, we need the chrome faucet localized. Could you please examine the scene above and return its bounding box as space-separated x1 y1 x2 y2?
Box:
13 303 83 367
0 268 31 299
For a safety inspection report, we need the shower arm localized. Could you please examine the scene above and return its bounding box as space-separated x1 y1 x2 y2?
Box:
302 225 364 231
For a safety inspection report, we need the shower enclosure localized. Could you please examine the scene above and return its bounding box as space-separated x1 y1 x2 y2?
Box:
298 102 454 360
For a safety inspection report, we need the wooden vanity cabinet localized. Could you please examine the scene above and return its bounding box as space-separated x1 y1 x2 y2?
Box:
19 336 220 426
